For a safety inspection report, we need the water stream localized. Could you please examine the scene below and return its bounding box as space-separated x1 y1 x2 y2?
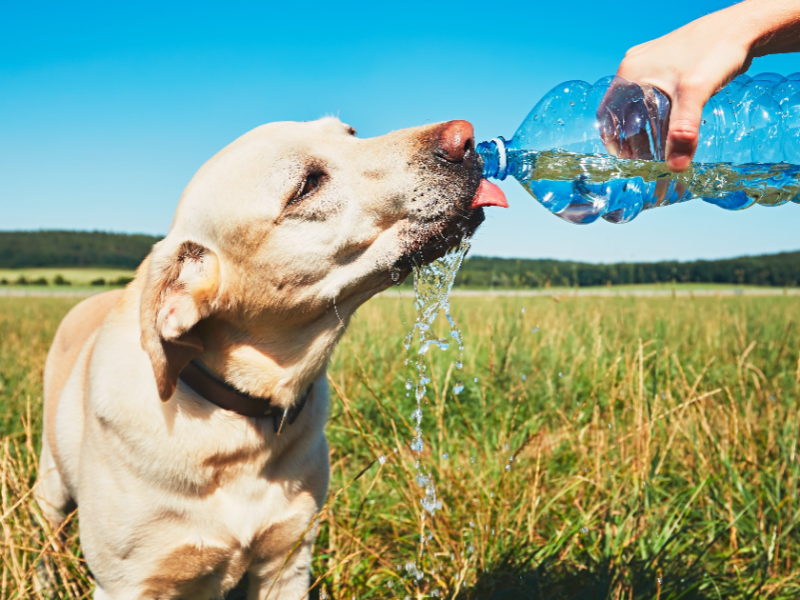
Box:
395 237 471 592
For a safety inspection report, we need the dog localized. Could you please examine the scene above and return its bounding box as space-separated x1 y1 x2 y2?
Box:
34 117 507 599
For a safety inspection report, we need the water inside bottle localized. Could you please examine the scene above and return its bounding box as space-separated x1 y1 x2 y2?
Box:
513 149 800 224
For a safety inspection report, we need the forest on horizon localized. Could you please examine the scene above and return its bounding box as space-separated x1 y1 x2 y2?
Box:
1 230 798 288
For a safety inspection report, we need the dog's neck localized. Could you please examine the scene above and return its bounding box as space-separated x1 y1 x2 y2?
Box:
192 311 346 410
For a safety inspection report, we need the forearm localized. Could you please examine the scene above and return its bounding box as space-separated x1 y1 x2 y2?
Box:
738 0 800 56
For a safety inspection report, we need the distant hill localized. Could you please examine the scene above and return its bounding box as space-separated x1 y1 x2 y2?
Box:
0 230 162 269
0 230 797 287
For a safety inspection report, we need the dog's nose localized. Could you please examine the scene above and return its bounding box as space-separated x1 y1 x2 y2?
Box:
436 120 475 163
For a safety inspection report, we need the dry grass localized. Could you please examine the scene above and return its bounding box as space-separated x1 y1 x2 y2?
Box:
1 294 800 599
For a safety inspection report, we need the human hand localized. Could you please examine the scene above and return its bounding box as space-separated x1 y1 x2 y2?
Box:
602 0 800 172
614 10 752 172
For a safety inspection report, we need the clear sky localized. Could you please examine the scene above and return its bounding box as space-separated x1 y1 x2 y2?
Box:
1 0 798 263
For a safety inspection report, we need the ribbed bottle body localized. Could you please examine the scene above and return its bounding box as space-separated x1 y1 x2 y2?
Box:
477 73 800 225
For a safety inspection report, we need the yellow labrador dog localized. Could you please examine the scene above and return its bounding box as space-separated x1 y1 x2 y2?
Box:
34 117 507 599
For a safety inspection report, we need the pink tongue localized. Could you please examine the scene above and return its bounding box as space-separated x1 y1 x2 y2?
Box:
469 179 508 209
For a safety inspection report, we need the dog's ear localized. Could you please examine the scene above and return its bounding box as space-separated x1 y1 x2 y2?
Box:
140 239 221 401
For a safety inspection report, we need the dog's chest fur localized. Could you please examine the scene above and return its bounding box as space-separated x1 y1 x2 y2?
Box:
141 483 318 599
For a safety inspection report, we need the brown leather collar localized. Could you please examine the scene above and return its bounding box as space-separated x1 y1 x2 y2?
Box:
178 359 312 434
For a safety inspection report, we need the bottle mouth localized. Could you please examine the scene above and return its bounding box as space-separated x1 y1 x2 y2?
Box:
476 137 508 180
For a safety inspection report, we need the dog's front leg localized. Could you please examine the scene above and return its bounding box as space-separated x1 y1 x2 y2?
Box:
247 541 314 600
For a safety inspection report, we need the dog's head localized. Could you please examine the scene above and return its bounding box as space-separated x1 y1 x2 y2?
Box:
138 117 505 402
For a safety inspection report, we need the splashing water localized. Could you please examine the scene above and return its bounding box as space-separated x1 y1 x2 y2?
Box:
404 236 471 520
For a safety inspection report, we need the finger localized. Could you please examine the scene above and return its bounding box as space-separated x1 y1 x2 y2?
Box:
665 89 706 172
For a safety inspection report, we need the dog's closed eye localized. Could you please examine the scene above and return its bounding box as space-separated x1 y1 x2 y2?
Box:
288 170 326 208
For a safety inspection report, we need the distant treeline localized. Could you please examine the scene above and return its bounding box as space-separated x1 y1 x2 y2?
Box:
456 253 800 288
0 230 160 269
1 230 798 287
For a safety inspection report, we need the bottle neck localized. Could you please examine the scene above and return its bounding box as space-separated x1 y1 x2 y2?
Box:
476 137 509 180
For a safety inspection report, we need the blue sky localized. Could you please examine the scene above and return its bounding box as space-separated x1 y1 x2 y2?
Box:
1 0 798 263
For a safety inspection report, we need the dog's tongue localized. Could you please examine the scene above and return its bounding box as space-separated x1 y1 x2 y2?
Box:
469 179 508 209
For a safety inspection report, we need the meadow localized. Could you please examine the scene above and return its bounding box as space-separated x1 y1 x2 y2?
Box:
0 292 799 599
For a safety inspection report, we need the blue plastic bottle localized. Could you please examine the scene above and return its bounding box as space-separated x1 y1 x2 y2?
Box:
476 73 800 224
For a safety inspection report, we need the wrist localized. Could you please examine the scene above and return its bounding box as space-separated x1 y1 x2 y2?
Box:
704 1 767 56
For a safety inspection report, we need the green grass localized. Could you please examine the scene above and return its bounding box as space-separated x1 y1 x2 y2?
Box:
1 294 800 598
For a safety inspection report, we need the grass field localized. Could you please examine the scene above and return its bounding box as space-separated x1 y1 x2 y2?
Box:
1 293 800 598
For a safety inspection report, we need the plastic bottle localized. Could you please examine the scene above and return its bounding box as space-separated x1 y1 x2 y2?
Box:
476 73 800 224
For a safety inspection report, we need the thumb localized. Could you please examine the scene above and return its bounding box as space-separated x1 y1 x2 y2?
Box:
665 89 707 172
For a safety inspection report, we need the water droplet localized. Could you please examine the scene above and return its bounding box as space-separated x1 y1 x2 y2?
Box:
559 372 563 378
473 377 479 383
580 526 588 534
442 452 449 459
378 455 386 465
521 374 527 381
531 326 539 333
657 577 662 584
437 338 449 350
391 270 400 282
411 437 423 452
421 494 442 515
453 381 464 394
503 444 510 451
469 521 475 528
420 375 431 385
770 395 775 402
405 379 413 390
505 464 511 471
470 456 476 464
455 360 463 370
521 307 526 313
